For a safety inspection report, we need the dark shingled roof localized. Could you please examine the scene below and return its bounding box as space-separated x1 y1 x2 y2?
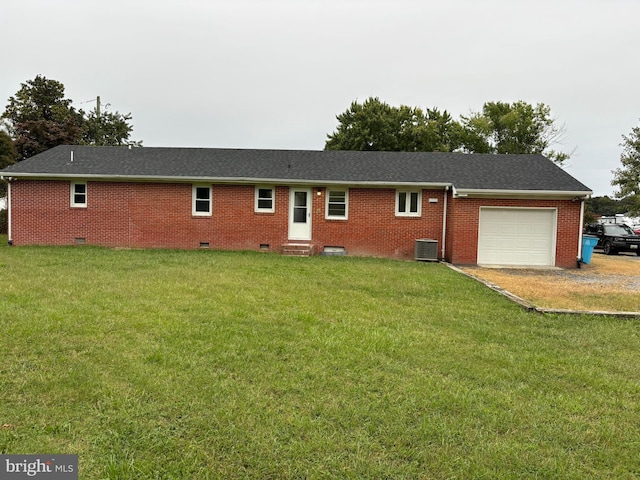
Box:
1 145 591 194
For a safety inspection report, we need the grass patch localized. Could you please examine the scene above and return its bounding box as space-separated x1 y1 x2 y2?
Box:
1 237 640 478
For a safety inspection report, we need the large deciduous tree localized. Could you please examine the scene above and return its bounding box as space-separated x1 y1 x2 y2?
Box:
460 101 569 164
0 130 17 200
0 131 17 169
611 123 640 216
2 75 82 160
325 97 462 153
325 97 401 151
80 105 141 147
2 75 141 161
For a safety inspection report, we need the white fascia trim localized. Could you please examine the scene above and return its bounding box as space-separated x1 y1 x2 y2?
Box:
453 188 592 199
3 172 453 189
6 173 591 199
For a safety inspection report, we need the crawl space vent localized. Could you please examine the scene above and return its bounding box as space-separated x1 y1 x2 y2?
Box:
321 246 347 256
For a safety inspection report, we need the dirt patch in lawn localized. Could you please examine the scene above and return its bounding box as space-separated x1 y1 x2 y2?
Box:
459 252 640 313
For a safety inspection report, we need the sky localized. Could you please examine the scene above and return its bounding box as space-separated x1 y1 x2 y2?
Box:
2 0 639 197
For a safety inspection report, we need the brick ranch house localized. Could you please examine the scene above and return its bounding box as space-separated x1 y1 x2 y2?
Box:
0 145 592 268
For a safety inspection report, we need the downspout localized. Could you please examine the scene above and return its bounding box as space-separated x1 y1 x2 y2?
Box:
577 198 585 267
6 179 12 246
441 186 449 260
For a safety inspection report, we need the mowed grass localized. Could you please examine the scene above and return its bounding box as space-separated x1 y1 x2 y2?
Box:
1 238 640 479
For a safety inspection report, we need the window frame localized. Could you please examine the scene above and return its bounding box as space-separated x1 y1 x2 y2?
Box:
192 184 212 216
395 190 422 217
70 182 87 208
254 186 275 213
325 188 349 220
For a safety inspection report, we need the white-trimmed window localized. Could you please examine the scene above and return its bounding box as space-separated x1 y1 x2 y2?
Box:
326 189 348 219
255 186 274 213
192 185 212 216
396 190 421 217
71 182 87 208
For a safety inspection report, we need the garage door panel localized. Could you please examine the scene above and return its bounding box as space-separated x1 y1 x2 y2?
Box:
478 208 556 266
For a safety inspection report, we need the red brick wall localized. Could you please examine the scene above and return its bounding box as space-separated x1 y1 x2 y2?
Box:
312 187 445 259
9 181 294 251
8 180 582 267
445 195 582 269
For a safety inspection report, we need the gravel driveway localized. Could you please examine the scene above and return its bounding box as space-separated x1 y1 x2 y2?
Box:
506 253 640 290
458 251 640 314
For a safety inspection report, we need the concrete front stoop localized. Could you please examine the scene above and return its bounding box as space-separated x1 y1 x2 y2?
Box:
281 243 316 257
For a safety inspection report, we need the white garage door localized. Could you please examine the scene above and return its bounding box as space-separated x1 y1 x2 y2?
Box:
478 208 557 266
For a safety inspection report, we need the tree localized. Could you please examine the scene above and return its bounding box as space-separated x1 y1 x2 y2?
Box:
0 131 17 201
459 101 570 164
2 75 82 160
325 98 568 161
2 76 141 160
79 104 141 147
325 97 462 152
586 195 636 217
325 97 401 151
0 131 17 169
423 108 464 153
611 123 640 216
584 195 638 226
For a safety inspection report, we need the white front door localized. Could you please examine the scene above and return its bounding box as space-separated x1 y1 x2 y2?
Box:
288 188 312 240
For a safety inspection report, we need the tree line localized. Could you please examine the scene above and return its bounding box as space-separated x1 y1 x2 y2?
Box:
325 97 569 165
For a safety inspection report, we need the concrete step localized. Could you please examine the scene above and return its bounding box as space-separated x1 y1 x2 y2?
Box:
281 243 315 257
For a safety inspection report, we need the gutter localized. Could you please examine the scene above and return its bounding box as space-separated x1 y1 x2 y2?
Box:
6 180 11 245
453 187 593 199
1 173 592 198
441 186 448 260
0 172 452 189
577 198 585 267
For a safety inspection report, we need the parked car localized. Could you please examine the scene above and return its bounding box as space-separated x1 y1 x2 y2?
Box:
584 223 640 255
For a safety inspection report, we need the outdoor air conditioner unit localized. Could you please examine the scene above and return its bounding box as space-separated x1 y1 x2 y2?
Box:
415 239 438 261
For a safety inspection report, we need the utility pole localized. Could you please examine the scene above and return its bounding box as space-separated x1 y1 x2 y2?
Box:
96 96 101 119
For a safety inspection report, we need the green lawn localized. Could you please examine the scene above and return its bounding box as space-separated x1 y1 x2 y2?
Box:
1 238 639 479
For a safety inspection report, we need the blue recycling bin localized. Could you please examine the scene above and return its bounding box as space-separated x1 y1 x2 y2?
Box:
581 235 599 264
